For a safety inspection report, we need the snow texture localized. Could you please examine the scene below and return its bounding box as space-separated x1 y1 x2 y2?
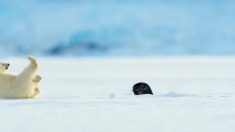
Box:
0 57 235 132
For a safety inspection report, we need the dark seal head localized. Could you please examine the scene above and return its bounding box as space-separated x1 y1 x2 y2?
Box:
133 82 153 95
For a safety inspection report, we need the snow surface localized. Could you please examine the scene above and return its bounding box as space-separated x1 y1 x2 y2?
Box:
0 57 235 132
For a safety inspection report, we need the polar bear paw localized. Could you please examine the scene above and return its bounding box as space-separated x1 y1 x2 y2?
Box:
33 75 42 83
28 56 38 69
28 87 41 98
35 87 41 94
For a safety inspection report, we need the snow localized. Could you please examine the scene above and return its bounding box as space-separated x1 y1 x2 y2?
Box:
0 57 235 132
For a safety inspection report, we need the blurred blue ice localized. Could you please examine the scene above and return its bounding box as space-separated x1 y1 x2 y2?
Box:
0 0 235 56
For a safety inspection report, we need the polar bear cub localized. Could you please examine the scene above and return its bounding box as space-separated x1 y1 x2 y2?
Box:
0 57 41 99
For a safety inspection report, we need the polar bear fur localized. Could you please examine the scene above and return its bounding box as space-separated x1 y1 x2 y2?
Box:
0 57 41 99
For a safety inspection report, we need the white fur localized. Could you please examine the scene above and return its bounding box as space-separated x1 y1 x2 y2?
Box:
0 57 41 99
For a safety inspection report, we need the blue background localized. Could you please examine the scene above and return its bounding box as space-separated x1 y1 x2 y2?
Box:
0 0 235 56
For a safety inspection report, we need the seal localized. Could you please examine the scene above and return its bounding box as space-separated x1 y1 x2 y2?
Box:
133 82 153 95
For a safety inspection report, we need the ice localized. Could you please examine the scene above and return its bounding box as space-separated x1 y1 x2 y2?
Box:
0 57 235 132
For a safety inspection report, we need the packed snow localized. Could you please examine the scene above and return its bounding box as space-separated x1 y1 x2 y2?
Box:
0 57 234 132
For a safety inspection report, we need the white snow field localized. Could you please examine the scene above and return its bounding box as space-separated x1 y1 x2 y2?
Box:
0 57 235 132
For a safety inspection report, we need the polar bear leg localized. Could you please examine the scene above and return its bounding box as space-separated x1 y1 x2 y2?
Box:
28 56 38 69
10 57 41 98
15 57 38 86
